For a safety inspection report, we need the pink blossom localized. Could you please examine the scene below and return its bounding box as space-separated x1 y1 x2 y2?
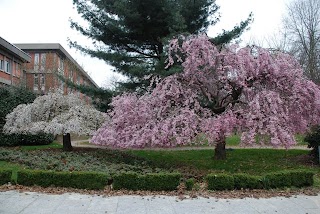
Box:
92 34 320 148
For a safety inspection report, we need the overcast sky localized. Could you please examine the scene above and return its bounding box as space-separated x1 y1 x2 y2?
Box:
0 0 291 87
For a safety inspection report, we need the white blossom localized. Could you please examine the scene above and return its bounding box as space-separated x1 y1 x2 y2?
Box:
3 90 106 136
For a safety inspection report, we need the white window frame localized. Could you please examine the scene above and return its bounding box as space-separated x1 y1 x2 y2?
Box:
34 53 39 71
58 57 64 74
4 60 11 74
0 59 4 71
34 73 39 90
69 69 73 80
40 74 45 91
40 53 46 71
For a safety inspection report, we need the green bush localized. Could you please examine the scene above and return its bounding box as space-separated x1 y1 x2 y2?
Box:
0 169 12 185
17 170 109 190
20 133 54 146
206 174 234 190
0 134 21 146
143 173 181 191
0 132 54 147
289 170 314 187
185 178 195 190
264 171 294 189
305 125 320 164
113 172 181 191
206 170 314 191
112 172 140 191
233 174 263 190
264 170 314 189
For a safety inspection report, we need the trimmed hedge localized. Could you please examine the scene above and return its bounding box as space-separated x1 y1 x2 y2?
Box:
206 174 234 190
113 172 181 191
17 170 109 190
0 134 20 146
264 170 314 189
233 173 263 190
0 132 54 147
185 178 195 190
206 170 314 191
0 169 12 185
20 133 55 146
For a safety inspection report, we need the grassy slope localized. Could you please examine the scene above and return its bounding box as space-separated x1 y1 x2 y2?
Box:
129 149 313 175
1 141 319 185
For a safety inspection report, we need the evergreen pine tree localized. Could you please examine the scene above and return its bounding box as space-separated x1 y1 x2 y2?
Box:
70 0 252 91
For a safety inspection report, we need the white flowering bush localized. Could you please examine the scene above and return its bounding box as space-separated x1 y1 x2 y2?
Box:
3 90 106 137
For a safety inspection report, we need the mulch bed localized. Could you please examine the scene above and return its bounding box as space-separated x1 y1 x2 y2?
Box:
0 183 319 199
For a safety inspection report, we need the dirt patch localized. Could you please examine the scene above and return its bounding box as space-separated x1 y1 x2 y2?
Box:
289 153 319 166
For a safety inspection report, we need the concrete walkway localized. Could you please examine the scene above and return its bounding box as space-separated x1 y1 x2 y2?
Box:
0 190 319 214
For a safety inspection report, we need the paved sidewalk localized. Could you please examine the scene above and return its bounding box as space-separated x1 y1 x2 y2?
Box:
0 191 319 214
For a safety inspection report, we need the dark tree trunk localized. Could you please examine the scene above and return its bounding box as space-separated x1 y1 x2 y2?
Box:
214 139 226 160
63 133 73 151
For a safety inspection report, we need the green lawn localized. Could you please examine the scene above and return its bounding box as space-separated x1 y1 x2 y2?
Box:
20 141 62 151
225 134 307 146
129 149 314 175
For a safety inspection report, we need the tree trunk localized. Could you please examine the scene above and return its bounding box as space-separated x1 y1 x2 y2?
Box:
63 133 73 151
214 139 226 160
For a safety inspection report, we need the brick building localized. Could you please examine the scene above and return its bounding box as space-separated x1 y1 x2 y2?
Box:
14 43 98 98
0 37 31 86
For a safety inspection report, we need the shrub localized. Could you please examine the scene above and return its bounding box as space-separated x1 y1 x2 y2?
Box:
0 169 12 185
17 170 109 190
289 170 314 187
0 132 54 147
143 173 181 191
206 174 234 190
233 174 263 189
206 170 314 191
263 170 314 189
112 172 140 191
113 172 181 191
0 134 21 146
264 171 294 189
20 132 54 146
305 125 320 164
185 178 195 191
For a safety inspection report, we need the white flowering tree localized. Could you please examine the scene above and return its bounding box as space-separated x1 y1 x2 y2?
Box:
3 90 106 151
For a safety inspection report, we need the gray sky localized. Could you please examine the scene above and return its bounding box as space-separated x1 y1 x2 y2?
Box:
0 0 291 87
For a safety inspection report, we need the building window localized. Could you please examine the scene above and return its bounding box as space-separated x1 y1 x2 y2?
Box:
60 79 64 91
69 70 73 80
14 62 21 77
40 53 46 71
34 53 39 71
34 74 39 90
58 57 64 73
0 59 4 71
40 74 45 91
4 60 11 74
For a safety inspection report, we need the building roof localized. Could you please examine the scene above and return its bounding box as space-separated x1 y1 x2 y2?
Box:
0 37 31 63
14 43 98 88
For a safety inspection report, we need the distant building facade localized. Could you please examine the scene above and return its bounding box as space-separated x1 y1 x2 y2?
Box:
14 43 98 99
0 37 31 86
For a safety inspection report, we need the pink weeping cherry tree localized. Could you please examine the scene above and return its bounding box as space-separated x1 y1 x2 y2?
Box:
91 34 320 160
